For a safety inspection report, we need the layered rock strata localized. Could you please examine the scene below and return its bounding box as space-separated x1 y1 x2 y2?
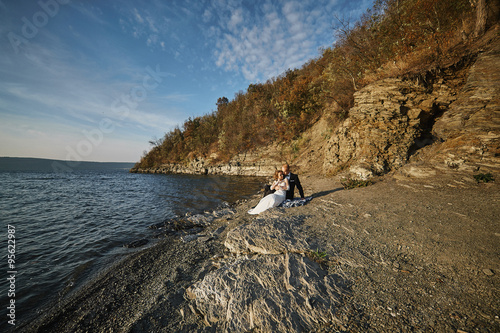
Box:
323 39 500 179
421 43 500 173
132 153 279 177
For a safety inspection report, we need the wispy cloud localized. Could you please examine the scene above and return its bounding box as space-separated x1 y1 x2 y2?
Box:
114 0 363 82
200 0 347 82
0 0 374 161
118 5 169 51
0 19 182 162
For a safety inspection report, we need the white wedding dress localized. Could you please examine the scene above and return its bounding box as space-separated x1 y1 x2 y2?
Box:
248 180 288 215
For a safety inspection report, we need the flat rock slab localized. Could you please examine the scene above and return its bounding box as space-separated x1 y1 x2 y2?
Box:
224 216 310 255
186 252 349 332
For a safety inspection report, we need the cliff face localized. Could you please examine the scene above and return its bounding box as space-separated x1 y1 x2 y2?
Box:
323 34 499 180
425 41 500 173
132 151 280 177
133 33 500 179
321 71 463 178
322 77 448 177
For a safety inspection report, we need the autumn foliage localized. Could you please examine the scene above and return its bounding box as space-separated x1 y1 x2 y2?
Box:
135 0 492 169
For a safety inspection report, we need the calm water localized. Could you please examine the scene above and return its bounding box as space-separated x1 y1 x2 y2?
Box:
0 169 264 329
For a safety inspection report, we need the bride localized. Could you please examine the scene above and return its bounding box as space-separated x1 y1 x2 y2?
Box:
248 170 289 215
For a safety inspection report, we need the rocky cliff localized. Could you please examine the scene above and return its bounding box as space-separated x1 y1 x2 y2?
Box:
132 32 500 179
332 34 499 180
132 151 280 176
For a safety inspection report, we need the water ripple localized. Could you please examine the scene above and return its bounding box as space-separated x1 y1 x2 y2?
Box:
0 169 264 328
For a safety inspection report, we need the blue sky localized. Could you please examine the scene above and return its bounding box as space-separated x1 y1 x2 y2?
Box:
0 0 373 162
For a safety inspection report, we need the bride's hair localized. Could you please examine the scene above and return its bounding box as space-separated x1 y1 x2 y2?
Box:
273 170 283 180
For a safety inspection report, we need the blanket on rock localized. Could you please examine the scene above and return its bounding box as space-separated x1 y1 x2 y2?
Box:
279 196 313 208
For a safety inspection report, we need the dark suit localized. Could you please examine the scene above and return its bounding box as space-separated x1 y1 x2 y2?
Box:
286 173 304 200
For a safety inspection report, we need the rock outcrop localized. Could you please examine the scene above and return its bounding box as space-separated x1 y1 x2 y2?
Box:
185 217 350 332
322 77 439 178
323 37 500 179
132 151 279 176
224 217 309 255
417 42 500 174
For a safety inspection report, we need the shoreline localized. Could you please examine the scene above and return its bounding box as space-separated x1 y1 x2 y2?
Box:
8 172 265 332
22 171 499 332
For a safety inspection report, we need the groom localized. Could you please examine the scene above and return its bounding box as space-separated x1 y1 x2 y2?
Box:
263 164 304 199
281 164 304 200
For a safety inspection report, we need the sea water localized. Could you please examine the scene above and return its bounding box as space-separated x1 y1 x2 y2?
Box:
0 168 264 329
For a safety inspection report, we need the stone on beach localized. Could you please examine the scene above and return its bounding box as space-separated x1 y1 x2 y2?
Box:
185 215 350 331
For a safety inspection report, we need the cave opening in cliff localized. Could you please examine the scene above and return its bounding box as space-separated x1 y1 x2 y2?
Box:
409 102 446 157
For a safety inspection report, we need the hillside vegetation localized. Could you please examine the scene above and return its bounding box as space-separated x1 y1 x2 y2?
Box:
134 0 495 170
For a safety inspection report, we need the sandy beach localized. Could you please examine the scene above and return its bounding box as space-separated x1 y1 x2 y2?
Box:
22 170 499 332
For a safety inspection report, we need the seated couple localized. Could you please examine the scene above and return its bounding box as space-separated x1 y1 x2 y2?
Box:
248 164 304 215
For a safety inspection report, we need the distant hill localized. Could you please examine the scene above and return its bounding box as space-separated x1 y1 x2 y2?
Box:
0 157 135 172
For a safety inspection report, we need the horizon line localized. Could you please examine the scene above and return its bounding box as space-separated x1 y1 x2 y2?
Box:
0 156 136 164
